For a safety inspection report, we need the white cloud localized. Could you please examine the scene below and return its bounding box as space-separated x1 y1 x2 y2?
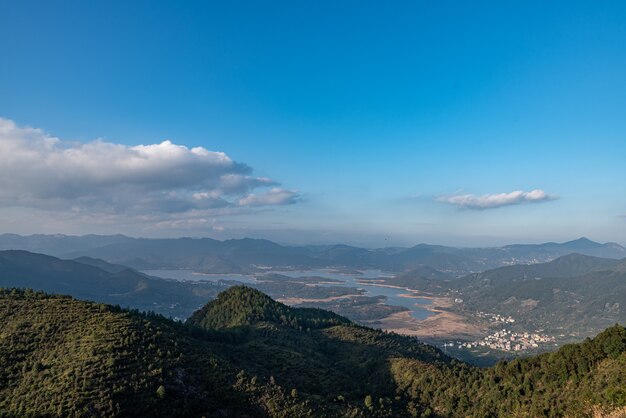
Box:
238 188 300 207
0 117 300 220
437 189 556 209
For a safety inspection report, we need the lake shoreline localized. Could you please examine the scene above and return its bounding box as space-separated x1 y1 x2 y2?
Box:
145 268 447 325
371 294 484 340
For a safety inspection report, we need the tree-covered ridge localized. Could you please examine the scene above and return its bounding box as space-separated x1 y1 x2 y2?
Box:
1 287 625 417
392 324 626 417
186 285 351 330
0 287 447 417
0 288 304 418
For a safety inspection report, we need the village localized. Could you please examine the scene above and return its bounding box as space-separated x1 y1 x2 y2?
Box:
459 328 556 352
476 311 516 324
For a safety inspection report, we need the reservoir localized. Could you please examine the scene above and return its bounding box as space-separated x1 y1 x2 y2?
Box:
143 268 434 320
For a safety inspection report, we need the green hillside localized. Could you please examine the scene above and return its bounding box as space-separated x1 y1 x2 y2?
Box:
0 288 324 417
1 286 625 417
456 258 626 337
186 286 350 329
392 324 626 416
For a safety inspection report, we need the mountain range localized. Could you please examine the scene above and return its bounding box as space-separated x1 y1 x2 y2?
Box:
1 233 624 275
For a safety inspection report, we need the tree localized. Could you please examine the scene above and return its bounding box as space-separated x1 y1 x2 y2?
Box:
364 395 373 411
156 385 166 399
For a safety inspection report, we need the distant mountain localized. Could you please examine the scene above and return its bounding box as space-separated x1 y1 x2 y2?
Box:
403 264 452 280
380 264 453 292
451 254 626 336
383 253 618 292
0 233 133 257
1 233 624 275
500 237 626 260
72 256 131 273
1 287 625 417
65 237 324 273
383 254 626 340
0 250 223 318
454 253 621 287
378 244 478 273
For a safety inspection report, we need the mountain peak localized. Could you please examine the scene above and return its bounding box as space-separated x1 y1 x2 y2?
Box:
186 286 350 330
563 237 600 247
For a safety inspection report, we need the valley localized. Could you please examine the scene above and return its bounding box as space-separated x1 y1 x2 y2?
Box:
139 266 586 366
143 249 626 347
1 234 625 367
143 268 440 325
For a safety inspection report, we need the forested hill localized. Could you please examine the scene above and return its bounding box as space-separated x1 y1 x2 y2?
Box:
0 288 263 417
1 286 625 417
186 286 350 329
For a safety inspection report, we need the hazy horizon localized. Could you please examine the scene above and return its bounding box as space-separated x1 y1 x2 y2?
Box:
0 230 623 250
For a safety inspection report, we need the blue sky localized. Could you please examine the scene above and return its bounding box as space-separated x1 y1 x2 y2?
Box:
0 1 625 246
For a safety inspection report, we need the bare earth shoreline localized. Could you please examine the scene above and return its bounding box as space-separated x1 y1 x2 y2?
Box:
279 278 484 340
354 281 485 340
371 296 484 340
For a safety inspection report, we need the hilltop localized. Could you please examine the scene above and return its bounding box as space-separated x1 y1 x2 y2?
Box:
187 286 350 329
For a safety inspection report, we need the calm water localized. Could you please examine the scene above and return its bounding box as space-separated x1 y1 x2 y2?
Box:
270 269 433 319
143 268 433 320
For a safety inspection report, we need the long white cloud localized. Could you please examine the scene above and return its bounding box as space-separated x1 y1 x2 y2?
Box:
437 189 556 209
0 118 299 218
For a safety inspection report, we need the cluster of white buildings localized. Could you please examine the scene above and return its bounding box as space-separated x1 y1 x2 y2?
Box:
476 311 516 324
459 328 555 352
500 257 549 266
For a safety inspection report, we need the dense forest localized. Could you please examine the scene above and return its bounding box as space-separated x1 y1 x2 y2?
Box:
1 286 625 417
